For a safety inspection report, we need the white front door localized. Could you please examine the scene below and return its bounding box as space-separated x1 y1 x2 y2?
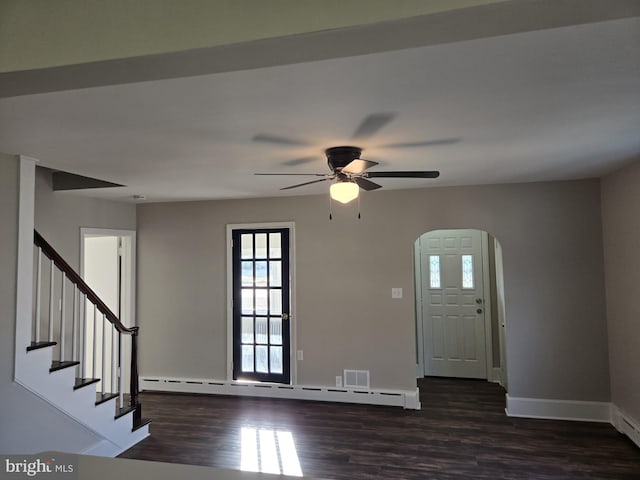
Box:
420 229 487 379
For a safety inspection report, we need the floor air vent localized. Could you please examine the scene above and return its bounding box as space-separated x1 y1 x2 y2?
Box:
344 370 370 389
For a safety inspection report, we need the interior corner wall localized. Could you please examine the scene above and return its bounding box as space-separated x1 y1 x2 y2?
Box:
487 234 501 368
0 154 101 454
136 178 609 401
34 167 136 271
601 157 640 424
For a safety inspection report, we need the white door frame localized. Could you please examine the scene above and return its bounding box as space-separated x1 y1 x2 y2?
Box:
80 228 137 328
226 222 296 384
414 229 494 380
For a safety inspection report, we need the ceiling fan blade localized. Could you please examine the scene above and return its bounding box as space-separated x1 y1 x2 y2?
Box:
366 171 440 179
351 113 396 139
342 158 379 174
354 177 382 191
281 156 318 167
280 178 332 190
380 138 461 148
254 173 327 176
252 134 311 146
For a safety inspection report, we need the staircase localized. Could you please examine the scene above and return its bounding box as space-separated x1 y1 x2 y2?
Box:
15 230 149 456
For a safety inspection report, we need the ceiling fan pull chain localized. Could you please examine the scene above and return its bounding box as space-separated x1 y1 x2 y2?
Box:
357 194 361 219
329 195 333 220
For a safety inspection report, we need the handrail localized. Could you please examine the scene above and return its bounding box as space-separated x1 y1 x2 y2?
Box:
34 230 135 335
34 229 140 414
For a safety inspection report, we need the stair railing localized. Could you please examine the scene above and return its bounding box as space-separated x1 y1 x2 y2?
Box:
32 230 141 422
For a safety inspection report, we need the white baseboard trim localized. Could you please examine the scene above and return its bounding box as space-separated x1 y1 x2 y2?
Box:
611 404 640 449
141 376 421 410
80 440 121 458
505 394 611 423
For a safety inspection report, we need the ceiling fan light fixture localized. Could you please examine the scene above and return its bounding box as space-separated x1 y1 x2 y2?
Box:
330 181 359 204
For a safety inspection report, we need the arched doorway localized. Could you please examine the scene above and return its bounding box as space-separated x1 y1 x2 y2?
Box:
414 229 507 387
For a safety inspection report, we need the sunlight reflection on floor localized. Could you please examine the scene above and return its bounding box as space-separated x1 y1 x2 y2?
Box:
240 427 303 477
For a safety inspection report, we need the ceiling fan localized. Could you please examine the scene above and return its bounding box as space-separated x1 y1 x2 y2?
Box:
256 145 439 204
254 113 454 204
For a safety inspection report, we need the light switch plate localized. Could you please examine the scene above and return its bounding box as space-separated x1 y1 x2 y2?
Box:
392 287 403 299
297 350 303 361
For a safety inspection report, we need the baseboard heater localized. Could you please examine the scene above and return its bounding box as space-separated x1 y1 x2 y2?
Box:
140 376 421 410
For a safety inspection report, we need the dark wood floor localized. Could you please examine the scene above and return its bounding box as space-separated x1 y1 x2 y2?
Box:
119 378 640 479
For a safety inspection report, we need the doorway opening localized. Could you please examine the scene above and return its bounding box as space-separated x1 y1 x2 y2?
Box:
80 228 136 393
414 229 507 388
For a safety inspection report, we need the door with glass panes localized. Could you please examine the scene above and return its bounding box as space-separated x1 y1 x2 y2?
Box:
420 229 487 379
232 229 290 383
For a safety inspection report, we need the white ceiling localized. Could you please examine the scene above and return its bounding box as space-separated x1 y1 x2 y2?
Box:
0 16 639 203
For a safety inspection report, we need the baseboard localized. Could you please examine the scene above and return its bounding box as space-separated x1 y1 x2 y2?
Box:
80 440 121 458
611 404 640 449
140 376 421 410
505 394 611 423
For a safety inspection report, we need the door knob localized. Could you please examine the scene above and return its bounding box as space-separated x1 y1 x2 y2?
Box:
476 298 483 304
477 309 483 314
282 313 289 320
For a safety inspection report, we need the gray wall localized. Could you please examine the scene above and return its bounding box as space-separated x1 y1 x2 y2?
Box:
0 154 100 454
35 167 137 271
601 157 640 423
137 179 609 400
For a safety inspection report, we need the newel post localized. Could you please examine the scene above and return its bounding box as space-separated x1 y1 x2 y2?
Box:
130 326 141 423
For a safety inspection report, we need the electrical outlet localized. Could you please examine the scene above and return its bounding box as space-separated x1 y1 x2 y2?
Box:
336 376 342 387
392 287 403 299
297 350 303 361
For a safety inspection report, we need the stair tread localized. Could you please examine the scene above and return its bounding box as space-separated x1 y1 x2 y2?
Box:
96 392 119 405
133 418 152 432
27 341 57 351
50 360 80 372
115 405 136 419
74 377 100 390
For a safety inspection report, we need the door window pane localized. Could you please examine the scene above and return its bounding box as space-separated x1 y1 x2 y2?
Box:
462 254 474 289
269 261 282 287
241 234 253 259
256 317 268 344
255 289 268 315
429 255 441 289
241 317 254 343
269 233 281 259
241 289 254 314
242 262 254 286
256 346 268 373
270 346 283 374
269 290 282 315
255 261 268 287
255 234 267 259
270 317 282 345
242 345 254 372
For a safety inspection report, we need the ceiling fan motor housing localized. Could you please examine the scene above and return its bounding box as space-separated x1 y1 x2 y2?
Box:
325 146 362 173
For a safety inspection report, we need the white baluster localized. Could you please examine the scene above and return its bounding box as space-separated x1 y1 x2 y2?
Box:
59 273 66 362
119 332 124 406
112 325 117 395
48 259 55 342
102 314 107 396
81 294 86 378
72 285 78 362
34 247 42 342
93 304 97 380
